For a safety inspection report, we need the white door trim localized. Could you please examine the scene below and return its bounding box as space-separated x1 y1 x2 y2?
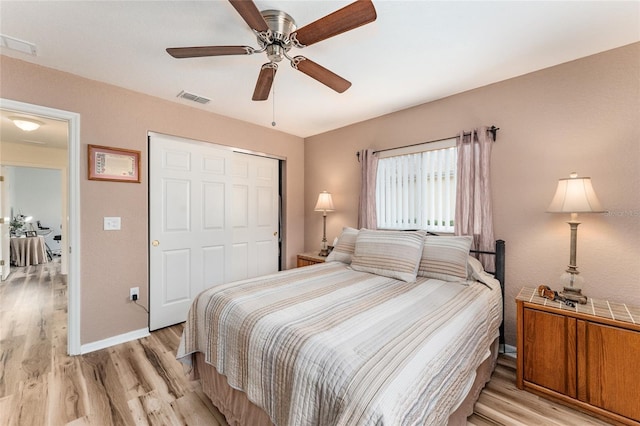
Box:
149 131 287 162
0 98 81 355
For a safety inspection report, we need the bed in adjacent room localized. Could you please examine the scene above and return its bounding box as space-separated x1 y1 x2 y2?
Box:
177 229 505 426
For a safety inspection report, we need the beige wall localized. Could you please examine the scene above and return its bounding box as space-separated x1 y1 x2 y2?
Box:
0 55 305 345
304 43 640 346
1 141 67 167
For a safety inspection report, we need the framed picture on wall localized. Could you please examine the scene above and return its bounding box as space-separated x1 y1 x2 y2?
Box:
88 144 141 183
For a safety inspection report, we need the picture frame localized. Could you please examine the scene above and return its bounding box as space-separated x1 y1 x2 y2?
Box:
25 230 37 237
88 144 141 183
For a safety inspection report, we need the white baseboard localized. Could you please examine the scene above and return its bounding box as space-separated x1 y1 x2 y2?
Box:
503 343 517 359
80 327 150 354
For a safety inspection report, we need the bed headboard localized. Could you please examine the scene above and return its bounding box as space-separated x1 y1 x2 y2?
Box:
409 232 506 347
469 239 506 346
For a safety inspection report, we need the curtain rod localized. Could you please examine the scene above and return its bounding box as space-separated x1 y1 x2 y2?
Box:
357 125 499 161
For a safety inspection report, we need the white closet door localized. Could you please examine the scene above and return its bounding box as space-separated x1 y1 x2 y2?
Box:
149 133 279 330
230 153 279 281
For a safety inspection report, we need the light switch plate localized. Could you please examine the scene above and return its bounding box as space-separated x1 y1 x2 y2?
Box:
104 217 121 231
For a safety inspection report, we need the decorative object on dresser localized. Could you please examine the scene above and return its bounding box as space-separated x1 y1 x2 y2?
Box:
314 190 335 256
296 252 326 267
546 172 604 304
516 287 640 425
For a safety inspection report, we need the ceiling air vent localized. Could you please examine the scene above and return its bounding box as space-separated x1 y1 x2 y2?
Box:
177 90 211 104
0 34 37 56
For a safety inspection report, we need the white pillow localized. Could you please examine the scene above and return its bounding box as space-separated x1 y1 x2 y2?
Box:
467 255 485 281
325 227 359 264
417 235 473 282
350 229 426 282
467 255 500 289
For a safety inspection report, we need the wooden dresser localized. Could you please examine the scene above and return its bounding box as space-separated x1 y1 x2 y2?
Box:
516 287 640 425
296 252 326 267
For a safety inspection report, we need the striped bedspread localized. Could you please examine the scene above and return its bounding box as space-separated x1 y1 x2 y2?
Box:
177 262 502 425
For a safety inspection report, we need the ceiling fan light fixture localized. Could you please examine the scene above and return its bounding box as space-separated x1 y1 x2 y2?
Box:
266 44 285 62
10 116 43 132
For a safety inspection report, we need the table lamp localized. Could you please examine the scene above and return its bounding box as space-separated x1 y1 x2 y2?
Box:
547 172 604 304
314 191 335 256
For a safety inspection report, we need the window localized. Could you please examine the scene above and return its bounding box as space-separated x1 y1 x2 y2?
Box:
376 139 457 233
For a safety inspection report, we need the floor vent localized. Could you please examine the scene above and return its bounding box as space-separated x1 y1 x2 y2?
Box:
177 90 211 104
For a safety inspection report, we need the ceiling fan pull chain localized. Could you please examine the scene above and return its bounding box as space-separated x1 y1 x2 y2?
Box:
271 67 276 127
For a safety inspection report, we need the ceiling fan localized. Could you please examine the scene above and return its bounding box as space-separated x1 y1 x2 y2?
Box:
166 0 377 101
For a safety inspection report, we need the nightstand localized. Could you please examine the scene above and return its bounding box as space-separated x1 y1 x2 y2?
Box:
296 252 326 267
516 287 640 425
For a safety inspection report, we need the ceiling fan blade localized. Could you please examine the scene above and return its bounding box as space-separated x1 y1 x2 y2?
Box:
167 46 253 58
292 57 351 93
228 0 269 33
293 0 377 47
252 64 277 101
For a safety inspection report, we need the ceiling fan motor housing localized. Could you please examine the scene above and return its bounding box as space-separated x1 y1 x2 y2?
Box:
260 10 296 62
261 10 296 41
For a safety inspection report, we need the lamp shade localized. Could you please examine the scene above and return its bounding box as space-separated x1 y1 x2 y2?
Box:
547 173 604 213
314 191 335 212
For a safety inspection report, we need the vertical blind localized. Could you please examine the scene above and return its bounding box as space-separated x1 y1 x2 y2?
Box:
376 146 457 232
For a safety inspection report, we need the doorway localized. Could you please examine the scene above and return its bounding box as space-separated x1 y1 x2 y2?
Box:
0 98 81 355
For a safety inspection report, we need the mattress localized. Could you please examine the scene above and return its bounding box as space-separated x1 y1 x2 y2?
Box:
177 261 502 425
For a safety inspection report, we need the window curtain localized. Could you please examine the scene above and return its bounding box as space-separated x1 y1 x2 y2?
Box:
358 149 378 229
455 127 494 268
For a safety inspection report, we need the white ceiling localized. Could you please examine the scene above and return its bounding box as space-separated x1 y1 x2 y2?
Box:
1 1 638 139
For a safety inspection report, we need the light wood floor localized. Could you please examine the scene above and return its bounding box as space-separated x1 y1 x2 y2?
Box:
0 260 613 426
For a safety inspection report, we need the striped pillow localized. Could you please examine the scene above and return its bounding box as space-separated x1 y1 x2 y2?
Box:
325 227 359 264
350 229 426 282
418 235 473 282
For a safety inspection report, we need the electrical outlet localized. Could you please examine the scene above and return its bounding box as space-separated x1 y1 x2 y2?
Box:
129 287 139 301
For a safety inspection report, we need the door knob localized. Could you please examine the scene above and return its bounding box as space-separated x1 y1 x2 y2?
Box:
273 232 278 236
152 240 160 247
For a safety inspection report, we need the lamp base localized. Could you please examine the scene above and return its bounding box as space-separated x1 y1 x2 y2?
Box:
318 248 329 257
560 286 587 304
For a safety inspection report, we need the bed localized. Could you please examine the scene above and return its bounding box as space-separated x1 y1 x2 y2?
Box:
177 229 505 425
